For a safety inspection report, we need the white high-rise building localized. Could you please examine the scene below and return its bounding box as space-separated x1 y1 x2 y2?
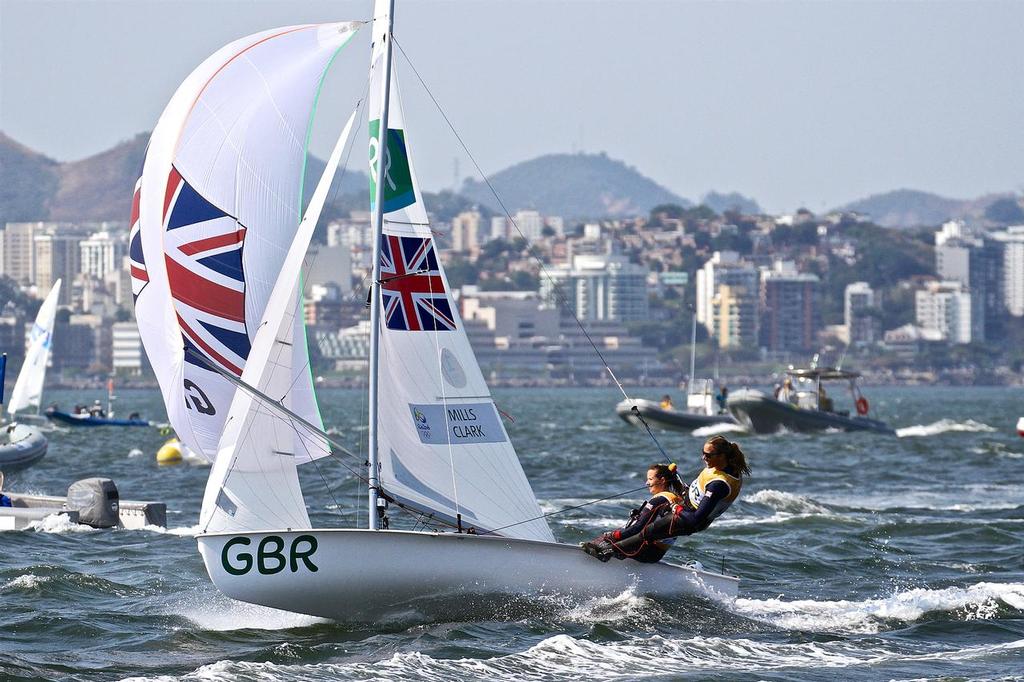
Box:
916 280 973 344
112 321 144 375
844 281 878 346
695 251 759 336
489 216 507 242
513 209 544 241
990 226 1024 317
80 231 119 279
2 222 45 285
540 254 649 323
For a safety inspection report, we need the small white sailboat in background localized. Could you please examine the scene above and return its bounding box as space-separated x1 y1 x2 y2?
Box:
7 279 61 424
135 0 737 622
0 280 58 470
1017 416 1024 438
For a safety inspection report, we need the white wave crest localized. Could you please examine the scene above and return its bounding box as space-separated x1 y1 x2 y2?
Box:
896 419 996 438
691 422 748 437
1 574 48 590
138 524 200 537
744 489 831 514
121 633 1024 681
28 514 98 534
733 581 1024 633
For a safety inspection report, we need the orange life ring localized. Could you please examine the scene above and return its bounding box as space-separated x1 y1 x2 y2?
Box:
855 397 870 416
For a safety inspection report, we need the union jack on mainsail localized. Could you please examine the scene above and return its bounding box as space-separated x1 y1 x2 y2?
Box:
163 167 251 376
128 176 148 302
379 234 455 332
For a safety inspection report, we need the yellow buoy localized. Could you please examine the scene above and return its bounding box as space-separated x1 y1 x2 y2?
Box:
156 438 184 465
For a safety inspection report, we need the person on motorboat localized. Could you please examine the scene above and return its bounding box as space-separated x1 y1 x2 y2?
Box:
780 377 798 405
715 386 729 414
581 436 750 563
89 400 106 418
818 385 834 413
659 395 673 410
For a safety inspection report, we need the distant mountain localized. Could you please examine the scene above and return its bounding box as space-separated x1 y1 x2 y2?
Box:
48 133 148 222
0 132 371 225
0 132 60 225
837 189 1019 229
701 191 761 216
460 152 690 219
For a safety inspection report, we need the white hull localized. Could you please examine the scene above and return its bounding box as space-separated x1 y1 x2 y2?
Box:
198 528 738 623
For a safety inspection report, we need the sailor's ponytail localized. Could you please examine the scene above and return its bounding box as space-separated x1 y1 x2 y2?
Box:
704 436 751 477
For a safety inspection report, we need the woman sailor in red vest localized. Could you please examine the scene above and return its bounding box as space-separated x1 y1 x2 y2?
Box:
582 436 750 563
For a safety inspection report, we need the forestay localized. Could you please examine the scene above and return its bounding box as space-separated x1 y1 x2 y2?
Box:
368 20 553 542
8 279 61 417
134 23 359 461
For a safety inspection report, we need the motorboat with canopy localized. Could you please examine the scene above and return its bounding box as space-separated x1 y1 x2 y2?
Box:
727 367 894 434
134 0 739 623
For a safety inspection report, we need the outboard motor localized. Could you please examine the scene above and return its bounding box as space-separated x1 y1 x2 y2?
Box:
66 478 120 528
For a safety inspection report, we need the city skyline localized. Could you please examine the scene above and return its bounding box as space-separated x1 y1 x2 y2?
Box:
2 0 1022 215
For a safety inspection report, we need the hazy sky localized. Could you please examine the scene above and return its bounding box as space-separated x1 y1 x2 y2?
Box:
2 0 1022 214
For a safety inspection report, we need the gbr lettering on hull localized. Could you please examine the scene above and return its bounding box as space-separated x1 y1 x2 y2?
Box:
221 535 319 575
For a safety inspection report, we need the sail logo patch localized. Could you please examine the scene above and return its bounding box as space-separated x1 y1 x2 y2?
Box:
368 120 415 213
163 166 251 376
380 235 456 332
409 403 507 445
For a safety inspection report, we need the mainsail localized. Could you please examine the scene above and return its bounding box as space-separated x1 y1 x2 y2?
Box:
134 23 360 461
367 12 553 542
8 279 61 417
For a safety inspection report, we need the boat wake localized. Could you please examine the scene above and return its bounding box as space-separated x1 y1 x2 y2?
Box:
167 590 328 632
732 581 1024 633
691 422 748 437
896 419 996 438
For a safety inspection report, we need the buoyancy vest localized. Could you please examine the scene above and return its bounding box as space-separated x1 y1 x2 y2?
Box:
686 467 742 525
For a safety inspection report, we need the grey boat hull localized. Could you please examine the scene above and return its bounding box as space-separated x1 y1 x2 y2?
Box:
0 424 48 470
616 399 737 432
727 389 895 435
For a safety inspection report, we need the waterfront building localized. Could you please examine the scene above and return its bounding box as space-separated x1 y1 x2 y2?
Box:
111 321 145 375
915 280 973 344
513 209 544 241
695 251 759 338
844 281 878 346
2 222 44 285
989 226 1024 318
33 232 81 304
79 231 119 280
540 254 649 323
451 209 482 253
759 262 819 352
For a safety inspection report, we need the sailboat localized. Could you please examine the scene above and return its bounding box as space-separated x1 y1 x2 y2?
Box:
134 1 738 622
0 281 58 469
8 279 61 424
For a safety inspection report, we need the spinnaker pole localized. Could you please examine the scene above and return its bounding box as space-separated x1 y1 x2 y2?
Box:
366 0 397 530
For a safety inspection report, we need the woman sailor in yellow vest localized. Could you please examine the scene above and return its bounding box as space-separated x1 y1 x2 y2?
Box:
582 436 750 563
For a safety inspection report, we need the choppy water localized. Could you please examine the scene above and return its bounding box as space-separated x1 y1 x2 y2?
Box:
2 386 1023 681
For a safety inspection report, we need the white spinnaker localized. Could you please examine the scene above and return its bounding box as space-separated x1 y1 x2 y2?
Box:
7 279 61 416
135 23 359 462
368 64 553 542
200 110 358 533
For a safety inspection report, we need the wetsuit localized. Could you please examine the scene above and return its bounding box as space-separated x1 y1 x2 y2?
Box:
599 491 682 563
600 466 742 561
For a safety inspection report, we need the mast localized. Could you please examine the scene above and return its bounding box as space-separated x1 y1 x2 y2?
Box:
688 308 697 394
367 0 396 530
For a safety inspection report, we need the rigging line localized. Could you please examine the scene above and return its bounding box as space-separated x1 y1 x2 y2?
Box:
391 37 634 403
485 484 651 536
